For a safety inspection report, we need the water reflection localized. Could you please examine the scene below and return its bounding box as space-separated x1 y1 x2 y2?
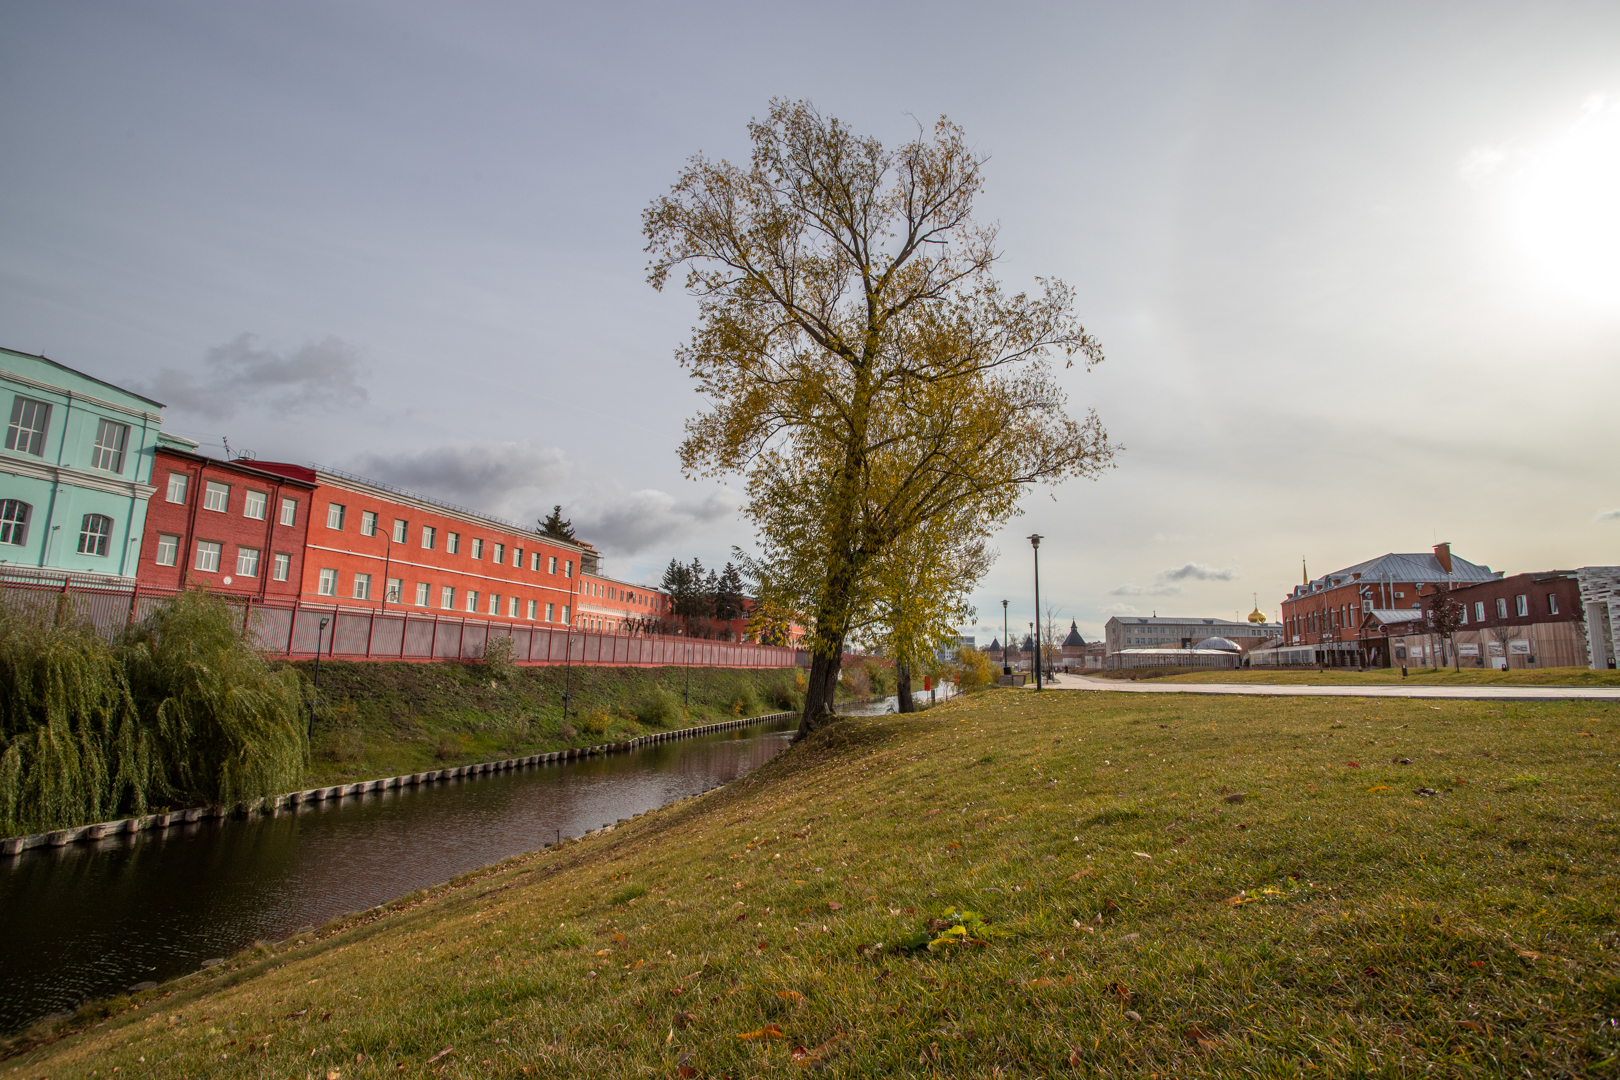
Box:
0 717 797 1033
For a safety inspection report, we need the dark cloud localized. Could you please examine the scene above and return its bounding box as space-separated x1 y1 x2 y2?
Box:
346 441 570 524
575 488 741 557
147 333 368 419
1111 561 1240 596
1596 509 1620 523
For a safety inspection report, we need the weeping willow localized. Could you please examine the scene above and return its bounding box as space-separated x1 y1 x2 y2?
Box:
0 589 307 837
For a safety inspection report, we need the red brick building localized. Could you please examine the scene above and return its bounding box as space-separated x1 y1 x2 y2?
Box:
1422 571 1587 669
1279 543 1499 667
136 438 315 600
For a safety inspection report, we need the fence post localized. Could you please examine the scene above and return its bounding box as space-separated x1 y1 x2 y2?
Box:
287 598 299 657
128 583 139 627
241 597 252 641
430 614 438 659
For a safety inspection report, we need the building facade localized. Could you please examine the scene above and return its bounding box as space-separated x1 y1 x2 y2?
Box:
1 348 164 581
1279 544 1498 667
136 438 316 600
1105 615 1281 655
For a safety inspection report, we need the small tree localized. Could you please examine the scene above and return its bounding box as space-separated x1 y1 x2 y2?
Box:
538 505 576 542
1422 586 1464 672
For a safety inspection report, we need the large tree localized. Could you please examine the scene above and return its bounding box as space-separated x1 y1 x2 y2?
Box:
645 100 1114 738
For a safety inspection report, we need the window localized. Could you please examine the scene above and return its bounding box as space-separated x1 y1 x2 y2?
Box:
527 599 537 620
5 397 50 456
1475 601 1485 622
466 590 479 612
441 585 455 609
471 538 483 559
446 531 460 554
353 573 371 600
1496 598 1508 619
1548 593 1560 616
154 532 178 566
243 490 266 520
280 497 297 526
1459 605 1468 625
548 556 557 575
561 605 570 623
393 518 407 543
546 602 555 622
509 596 520 618
513 548 523 568
422 525 436 549
1515 594 1528 617
318 568 338 596
90 419 128 473
415 582 429 606
532 552 542 571
327 503 346 530
386 577 402 603
236 546 260 576
203 480 230 513
194 539 222 571
564 559 573 578
492 542 504 564
273 552 291 581
0 500 30 546
73 514 113 556
360 511 378 537
166 472 189 503
489 593 500 615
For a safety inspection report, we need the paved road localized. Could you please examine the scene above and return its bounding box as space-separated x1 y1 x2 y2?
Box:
1047 673 1620 701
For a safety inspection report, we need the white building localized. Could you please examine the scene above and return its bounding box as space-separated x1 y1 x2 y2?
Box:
1105 614 1281 655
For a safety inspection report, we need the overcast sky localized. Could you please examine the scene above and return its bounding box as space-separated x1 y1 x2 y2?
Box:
3 1 1617 642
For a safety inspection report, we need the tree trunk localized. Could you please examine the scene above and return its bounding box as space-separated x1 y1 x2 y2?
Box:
797 649 844 740
896 658 914 713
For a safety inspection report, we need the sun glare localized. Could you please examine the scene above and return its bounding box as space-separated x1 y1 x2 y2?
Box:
1501 97 1620 308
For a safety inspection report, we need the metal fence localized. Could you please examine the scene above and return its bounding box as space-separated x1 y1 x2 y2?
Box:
0 569 805 670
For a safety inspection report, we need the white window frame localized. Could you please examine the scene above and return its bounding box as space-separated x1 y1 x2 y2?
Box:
548 556 557 575
509 596 520 618
360 510 378 537
203 480 230 513
564 559 573 578
236 546 260 577
466 590 479 613
492 542 504 565
489 593 501 615
527 599 537 620
415 582 430 606
154 533 178 566
392 518 407 543
471 538 483 560
327 503 346 530
76 514 112 556
318 568 338 596
532 552 542 571
561 605 570 623
353 572 371 600
272 552 291 581
546 602 555 622
166 472 189 504
441 585 455 609
1475 601 1485 622
1495 598 1508 619
1548 593 1559 616
5 396 51 456
1515 595 1527 617
280 497 297 527
90 418 128 473
422 525 436 550
243 490 267 520
194 539 222 572
386 577 402 603
514 548 523 568
446 531 460 554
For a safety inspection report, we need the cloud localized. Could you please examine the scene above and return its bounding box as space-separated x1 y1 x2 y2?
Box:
146 333 369 419
574 487 742 557
1161 562 1241 582
347 440 571 525
1103 603 1140 615
1111 561 1239 596
1597 509 1620 523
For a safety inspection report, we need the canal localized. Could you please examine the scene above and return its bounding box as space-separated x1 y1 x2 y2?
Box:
0 714 801 1033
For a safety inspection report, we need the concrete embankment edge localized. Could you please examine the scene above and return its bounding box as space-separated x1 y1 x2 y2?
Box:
0 711 799 857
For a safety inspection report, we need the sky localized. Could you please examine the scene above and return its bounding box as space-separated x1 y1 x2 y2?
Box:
2 1 1617 643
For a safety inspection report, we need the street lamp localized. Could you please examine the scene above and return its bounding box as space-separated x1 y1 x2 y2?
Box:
1028 534 1043 691
309 616 330 738
1001 600 1011 676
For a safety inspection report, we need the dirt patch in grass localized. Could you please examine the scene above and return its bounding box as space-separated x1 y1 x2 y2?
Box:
16 690 1620 1077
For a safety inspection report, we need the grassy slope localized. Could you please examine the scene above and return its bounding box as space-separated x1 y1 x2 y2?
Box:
16 690 1620 1078
291 660 807 785
1135 667 1620 687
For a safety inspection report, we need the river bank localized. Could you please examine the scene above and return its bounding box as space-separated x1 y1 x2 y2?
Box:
14 688 1616 1077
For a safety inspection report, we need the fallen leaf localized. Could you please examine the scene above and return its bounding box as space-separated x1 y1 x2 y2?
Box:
827 901 843 911
613 933 626 942
1414 787 1439 797
1119 932 1140 942
1132 852 1152 860
1221 894 1255 906
1184 1024 1218 1048
1346 761 1360 768
1515 949 1543 960
1366 786 1390 793
777 990 805 1003
737 1023 787 1040
1456 1020 1486 1033
426 1047 455 1064
1223 792 1246 804
1124 1010 1142 1022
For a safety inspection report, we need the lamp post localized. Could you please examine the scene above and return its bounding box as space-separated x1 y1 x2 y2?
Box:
1001 600 1011 676
1028 534 1044 691
309 616 330 739
562 576 578 726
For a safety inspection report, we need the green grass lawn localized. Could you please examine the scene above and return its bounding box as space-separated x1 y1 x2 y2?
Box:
1137 666 1620 688
14 690 1620 1078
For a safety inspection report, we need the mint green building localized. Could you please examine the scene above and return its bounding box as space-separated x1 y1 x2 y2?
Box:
1 347 164 580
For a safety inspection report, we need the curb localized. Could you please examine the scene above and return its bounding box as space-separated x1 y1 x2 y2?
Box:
0 711 798 857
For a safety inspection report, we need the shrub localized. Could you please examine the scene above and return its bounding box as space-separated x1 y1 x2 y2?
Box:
764 672 803 712
578 710 611 737
638 687 685 728
480 634 517 679
842 665 872 698
953 646 997 692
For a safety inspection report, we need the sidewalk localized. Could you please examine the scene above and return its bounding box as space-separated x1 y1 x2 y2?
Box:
1045 672 1620 701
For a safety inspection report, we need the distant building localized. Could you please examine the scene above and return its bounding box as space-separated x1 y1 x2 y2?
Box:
1383 569 1616 671
1278 543 1497 667
1105 615 1281 655
2 347 164 582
